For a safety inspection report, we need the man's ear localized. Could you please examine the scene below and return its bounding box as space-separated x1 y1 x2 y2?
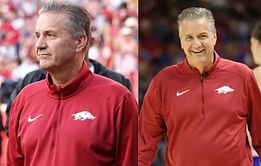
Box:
75 36 88 53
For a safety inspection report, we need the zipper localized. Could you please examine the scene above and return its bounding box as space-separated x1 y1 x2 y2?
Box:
200 76 205 119
51 88 62 152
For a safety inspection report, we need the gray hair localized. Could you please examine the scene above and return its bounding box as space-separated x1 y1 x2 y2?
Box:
177 7 216 33
39 1 92 40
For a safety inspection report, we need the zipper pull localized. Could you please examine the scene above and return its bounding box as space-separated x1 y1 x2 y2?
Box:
201 72 208 79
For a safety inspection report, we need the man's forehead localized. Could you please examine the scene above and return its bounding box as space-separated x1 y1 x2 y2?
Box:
179 18 212 33
34 28 58 34
35 13 68 32
36 12 67 26
180 17 209 27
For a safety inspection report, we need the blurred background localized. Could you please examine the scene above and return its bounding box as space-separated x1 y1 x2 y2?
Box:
0 0 138 165
139 0 261 165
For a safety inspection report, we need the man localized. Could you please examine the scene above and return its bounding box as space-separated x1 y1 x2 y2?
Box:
8 1 137 166
138 7 261 166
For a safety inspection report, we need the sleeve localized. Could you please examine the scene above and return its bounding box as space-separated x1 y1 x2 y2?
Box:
246 71 261 160
5 69 46 136
7 97 24 166
138 78 166 166
115 92 138 166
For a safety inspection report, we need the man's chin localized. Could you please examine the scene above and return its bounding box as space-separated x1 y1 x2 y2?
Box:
191 51 205 57
39 62 51 70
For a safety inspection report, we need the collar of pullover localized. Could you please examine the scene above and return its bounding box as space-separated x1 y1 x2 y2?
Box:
180 51 221 78
45 62 92 98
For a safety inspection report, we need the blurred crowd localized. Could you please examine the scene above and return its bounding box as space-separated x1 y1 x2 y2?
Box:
139 0 261 165
0 0 138 103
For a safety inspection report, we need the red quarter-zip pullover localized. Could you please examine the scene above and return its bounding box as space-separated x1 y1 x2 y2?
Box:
8 63 138 166
138 53 261 166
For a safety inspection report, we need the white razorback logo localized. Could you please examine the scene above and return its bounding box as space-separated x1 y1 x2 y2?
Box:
72 111 96 121
215 86 234 94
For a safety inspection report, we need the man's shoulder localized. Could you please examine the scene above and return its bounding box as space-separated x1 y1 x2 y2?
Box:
81 73 136 105
18 80 45 98
220 58 252 74
154 64 179 80
11 80 45 108
216 58 254 83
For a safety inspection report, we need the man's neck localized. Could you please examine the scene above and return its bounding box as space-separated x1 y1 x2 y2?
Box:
191 55 215 74
49 63 83 86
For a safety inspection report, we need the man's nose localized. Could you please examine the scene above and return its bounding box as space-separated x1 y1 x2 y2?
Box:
192 38 202 48
35 36 47 49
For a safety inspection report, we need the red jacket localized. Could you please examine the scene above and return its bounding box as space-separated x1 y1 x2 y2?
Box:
8 63 138 166
139 54 261 166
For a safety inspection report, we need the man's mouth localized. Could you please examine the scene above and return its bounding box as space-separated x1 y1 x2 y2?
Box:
37 53 50 56
191 50 204 54
37 54 51 60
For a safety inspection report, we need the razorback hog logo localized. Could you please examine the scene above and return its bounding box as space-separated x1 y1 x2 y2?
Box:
215 86 234 94
72 111 96 121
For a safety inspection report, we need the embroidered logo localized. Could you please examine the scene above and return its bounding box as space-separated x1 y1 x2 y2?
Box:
28 114 43 123
72 111 96 121
176 89 190 96
215 86 234 94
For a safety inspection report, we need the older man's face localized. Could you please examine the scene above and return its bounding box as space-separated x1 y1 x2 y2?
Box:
179 18 217 70
34 12 78 72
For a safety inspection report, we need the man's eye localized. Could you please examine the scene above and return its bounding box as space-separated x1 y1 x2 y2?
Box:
185 36 193 41
48 34 55 37
199 35 208 39
35 34 40 38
